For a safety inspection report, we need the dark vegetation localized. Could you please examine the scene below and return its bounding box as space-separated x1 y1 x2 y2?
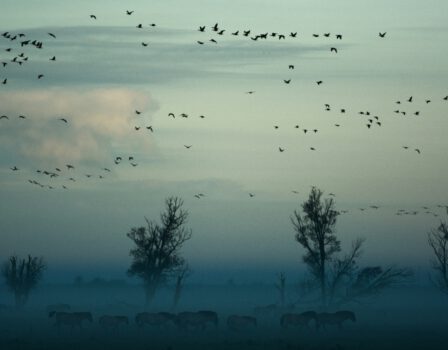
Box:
1 189 447 349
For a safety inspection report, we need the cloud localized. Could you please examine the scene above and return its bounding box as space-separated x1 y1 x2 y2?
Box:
0 88 158 166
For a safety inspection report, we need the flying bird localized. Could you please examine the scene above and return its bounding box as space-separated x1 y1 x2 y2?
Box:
336 34 342 39
48 33 56 38
0 115 8 119
249 193 255 197
316 80 323 85
37 74 44 79
415 148 421 154
198 26 205 32
278 147 285 152
50 56 56 61
141 42 149 47
283 79 291 84
126 10 134 15
146 126 154 132
289 65 294 69
59 118 68 123
330 47 338 53
10 166 19 171
379 32 387 38
66 164 74 170
168 112 175 118
184 145 192 149
90 15 97 19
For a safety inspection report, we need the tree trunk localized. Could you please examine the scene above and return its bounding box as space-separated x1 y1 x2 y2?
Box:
172 276 183 311
144 282 158 309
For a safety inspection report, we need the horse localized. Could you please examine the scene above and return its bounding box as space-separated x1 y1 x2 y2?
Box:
135 312 176 329
227 315 257 331
316 310 356 330
49 311 93 330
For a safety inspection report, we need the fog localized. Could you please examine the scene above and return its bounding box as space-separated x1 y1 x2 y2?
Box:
1 279 448 350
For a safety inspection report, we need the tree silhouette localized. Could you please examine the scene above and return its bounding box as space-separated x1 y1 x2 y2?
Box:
428 215 448 294
1 255 46 308
292 187 411 307
127 196 192 307
172 263 191 311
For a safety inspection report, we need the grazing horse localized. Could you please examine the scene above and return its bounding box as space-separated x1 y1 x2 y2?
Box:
280 311 317 329
197 310 219 328
175 311 212 331
135 312 176 329
317 310 356 330
99 315 129 331
227 315 257 331
49 311 93 330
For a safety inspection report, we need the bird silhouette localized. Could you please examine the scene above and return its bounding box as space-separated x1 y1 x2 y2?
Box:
48 33 56 39
18 115 26 119
126 10 134 15
90 15 97 19
49 56 56 61
66 164 74 170
197 41 204 45
289 65 294 69
59 118 68 123
37 74 44 79
330 47 338 53
316 80 323 85
184 145 192 149
141 42 149 47
212 23 219 31
336 34 342 39
279 147 285 152
249 193 255 197
408 96 413 102
324 33 331 37
10 166 19 171
210 39 217 43
130 163 138 167
146 126 154 132
283 79 291 84
168 112 175 118
379 32 387 38
136 24 143 29
0 115 8 119
103 168 111 172
134 126 140 130
415 148 421 154
232 31 239 36
310 147 316 151
135 110 141 115
2 78 8 84
290 32 297 38
198 26 205 32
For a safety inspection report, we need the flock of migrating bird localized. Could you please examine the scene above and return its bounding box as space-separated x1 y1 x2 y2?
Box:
1 9 447 217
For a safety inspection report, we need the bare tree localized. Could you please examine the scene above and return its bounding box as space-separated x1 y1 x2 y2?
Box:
275 272 286 307
172 264 191 311
292 187 411 307
428 219 448 294
127 197 192 307
1 255 46 308
291 186 340 306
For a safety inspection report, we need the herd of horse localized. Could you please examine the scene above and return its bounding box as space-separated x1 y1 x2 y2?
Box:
46 304 356 333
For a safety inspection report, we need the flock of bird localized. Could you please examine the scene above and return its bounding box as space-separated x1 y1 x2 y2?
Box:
1 9 447 217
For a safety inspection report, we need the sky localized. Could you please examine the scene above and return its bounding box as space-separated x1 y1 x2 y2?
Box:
1 0 448 284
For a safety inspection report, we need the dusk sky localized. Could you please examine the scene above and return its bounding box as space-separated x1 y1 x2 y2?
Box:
1 0 448 283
